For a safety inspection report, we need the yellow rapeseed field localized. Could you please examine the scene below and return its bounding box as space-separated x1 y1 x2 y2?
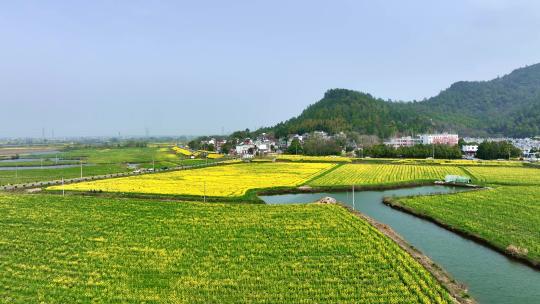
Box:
310 164 466 186
50 162 334 197
172 146 193 156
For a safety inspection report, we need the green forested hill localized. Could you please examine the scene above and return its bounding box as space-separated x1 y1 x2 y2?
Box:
266 63 540 138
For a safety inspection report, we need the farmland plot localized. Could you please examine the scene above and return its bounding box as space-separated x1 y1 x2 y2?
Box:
0 193 454 303
394 185 540 263
463 166 540 185
310 164 466 186
49 162 334 197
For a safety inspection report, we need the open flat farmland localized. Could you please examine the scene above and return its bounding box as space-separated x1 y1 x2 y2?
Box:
393 186 540 263
463 166 540 185
49 147 205 168
0 193 453 303
49 162 334 197
309 164 466 187
0 164 130 186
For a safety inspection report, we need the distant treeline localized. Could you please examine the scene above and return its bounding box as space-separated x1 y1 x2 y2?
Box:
476 141 521 160
287 137 343 156
361 144 462 159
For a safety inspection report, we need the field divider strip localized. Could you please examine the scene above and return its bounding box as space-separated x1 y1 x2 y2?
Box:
301 163 344 186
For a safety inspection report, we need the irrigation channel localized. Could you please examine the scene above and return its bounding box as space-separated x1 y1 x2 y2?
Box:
259 186 540 304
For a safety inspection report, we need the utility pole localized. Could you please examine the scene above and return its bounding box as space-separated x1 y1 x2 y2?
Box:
62 177 65 196
152 158 155 171
432 143 435 159
80 160 83 179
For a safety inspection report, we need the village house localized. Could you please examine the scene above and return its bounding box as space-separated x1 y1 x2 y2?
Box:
462 145 478 158
286 134 303 147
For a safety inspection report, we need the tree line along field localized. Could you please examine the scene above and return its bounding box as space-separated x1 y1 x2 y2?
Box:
49 162 335 198
0 192 455 304
392 185 540 265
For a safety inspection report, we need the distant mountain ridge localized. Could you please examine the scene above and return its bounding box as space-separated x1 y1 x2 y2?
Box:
264 63 540 138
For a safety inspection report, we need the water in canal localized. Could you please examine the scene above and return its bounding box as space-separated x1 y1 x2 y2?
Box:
260 186 540 304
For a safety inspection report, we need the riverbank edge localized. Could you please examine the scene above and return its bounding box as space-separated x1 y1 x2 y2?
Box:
383 197 540 271
258 181 479 196
330 201 475 304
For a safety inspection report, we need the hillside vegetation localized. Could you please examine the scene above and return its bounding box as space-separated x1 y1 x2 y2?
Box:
265 63 540 138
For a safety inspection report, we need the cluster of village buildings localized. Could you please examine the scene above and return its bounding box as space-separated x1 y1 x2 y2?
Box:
386 134 540 159
195 132 539 160
199 131 344 158
462 137 540 159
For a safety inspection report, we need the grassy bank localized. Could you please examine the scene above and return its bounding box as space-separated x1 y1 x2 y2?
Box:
388 185 540 267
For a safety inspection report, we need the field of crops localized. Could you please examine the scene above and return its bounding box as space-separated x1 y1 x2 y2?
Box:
0 193 454 303
383 158 525 167
57 147 183 166
394 186 540 263
49 162 335 197
463 166 540 185
309 164 466 186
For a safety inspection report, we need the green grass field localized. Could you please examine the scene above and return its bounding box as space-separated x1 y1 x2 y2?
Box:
463 166 540 185
0 147 217 186
0 193 453 303
309 164 467 187
0 164 130 186
46 147 198 168
0 159 79 167
394 185 540 263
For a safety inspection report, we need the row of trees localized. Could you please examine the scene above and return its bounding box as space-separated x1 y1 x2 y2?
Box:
361 144 462 159
287 136 343 156
476 141 521 160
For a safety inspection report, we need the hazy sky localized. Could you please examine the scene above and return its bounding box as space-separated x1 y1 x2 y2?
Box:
1 0 540 137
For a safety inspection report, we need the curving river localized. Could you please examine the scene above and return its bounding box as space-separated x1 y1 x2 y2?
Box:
259 186 540 304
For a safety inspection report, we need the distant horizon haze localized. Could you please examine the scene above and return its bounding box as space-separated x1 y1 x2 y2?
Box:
1 1 539 137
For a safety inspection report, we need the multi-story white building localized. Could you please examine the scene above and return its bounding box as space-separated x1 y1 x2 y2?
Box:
384 136 422 148
420 133 459 145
